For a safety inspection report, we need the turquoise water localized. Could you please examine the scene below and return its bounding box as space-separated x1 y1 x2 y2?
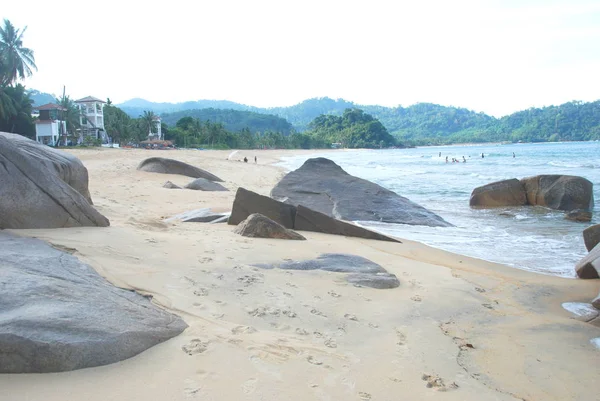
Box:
278 142 600 277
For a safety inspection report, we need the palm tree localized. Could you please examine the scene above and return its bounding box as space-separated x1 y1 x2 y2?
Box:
140 110 157 138
0 19 37 86
57 94 83 143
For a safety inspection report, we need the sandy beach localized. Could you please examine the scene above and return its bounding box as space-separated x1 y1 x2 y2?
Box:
1 147 599 401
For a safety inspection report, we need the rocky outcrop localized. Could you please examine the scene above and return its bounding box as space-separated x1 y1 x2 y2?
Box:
229 187 296 228
1 132 93 203
255 253 400 289
470 175 594 215
0 232 187 373
0 134 110 229
575 244 600 279
163 181 181 189
185 178 228 191
469 179 527 207
234 213 305 240
520 175 593 211
564 210 592 222
138 157 223 181
165 208 230 223
593 293 600 310
583 224 600 252
271 158 452 227
229 188 401 242
295 205 400 243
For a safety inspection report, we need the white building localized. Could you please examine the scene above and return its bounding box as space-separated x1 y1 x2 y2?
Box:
75 96 110 143
33 103 67 146
149 115 162 140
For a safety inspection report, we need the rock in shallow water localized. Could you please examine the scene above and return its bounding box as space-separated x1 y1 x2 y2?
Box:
271 158 452 227
255 253 399 289
575 243 600 279
0 232 187 373
583 224 600 252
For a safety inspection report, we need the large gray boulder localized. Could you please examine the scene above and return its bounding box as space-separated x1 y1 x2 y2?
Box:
583 224 600 252
229 187 296 228
295 205 400 243
469 179 527 208
234 213 306 240
575 243 600 279
564 209 592 222
0 134 109 229
255 253 400 289
185 177 228 191
1 132 93 203
593 293 600 310
271 158 452 227
138 157 223 181
520 175 593 211
0 232 187 373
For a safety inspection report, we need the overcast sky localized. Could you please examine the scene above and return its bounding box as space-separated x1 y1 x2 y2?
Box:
3 0 600 116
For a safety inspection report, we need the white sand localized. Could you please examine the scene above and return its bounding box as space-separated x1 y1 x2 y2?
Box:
1 148 599 401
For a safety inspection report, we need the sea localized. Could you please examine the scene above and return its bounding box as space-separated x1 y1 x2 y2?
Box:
277 142 600 278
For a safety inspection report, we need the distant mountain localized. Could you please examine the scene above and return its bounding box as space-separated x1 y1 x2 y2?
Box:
27 89 56 106
161 108 294 135
116 96 600 144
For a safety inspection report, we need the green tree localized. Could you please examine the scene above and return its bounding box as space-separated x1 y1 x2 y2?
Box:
0 83 34 137
140 110 157 137
0 19 37 86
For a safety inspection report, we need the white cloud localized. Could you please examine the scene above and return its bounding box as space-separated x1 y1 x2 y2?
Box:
3 0 599 116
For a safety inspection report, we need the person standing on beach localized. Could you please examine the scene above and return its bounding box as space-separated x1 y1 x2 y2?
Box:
513 152 515 158
439 152 441 157
445 156 448 163
255 156 257 163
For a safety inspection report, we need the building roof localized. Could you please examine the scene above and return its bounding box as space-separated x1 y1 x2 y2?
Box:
35 120 56 124
75 96 106 103
34 103 67 111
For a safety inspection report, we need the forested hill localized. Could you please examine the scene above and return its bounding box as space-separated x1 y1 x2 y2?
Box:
160 108 294 135
116 96 600 144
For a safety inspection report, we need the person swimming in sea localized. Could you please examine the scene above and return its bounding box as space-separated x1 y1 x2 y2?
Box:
462 156 466 163
481 153 485 158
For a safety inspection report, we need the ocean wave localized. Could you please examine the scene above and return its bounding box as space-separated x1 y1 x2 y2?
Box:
547 161 597 169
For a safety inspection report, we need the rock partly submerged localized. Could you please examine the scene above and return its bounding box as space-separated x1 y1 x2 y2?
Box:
255 253 400 289
471 175 594 212
234 213 306 240
138 157 223 181
575 243 600 279
271 158 452 227
0 132 109 229
583 224 600 252
564 209 592 222
228 188 400 242
0 232 187 373
185 177 228 191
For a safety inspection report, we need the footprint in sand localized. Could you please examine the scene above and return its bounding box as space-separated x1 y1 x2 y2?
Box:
344 313 358 321
310 308 327 317
242 378 258 395
182 339 209 355
421 373 459 391
411 295 422 302
395 328 407 346
198 257 213 264
232 325 257 335
328 290 341 298
324 338 338 348
359 392 372 400
295 328 310 335
307 356 323 365
194 288 209 296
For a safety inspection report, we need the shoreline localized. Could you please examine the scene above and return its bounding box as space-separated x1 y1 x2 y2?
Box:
2 147 599 401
